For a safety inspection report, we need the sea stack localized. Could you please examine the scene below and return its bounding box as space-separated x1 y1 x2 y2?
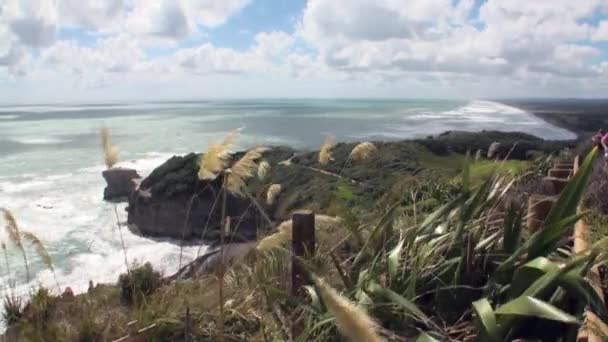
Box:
102 167 142 201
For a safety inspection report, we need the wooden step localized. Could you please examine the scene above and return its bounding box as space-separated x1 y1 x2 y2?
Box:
555 162 574 169
548 168 573 178
527 195 557 233
543 177 569 194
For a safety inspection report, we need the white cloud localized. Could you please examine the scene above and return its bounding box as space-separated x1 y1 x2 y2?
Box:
2 0 608 100
593 20 608 41
42 34 144 79
296 0 608 83
58 0 125 31
187 0 251 27
5 0 58 47
126 0 193 40
172 31 294 74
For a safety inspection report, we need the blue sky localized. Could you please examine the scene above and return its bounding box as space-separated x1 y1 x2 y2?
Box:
1 0 608 103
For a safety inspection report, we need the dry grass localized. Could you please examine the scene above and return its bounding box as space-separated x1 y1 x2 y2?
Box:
20 232 53 274
278 153 296 167
266 184 282 205
100 127 119 168
487 141 500 159
256 215 341 252
1 208 29 282
349 142 377 162
257 160 270 180
226 146 268 196
312 275 382 342
198 129 240 180
319 136 336 165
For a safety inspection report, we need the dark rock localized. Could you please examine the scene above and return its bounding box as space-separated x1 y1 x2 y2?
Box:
102 168 141 201
127 153 268 243
62 287 74 299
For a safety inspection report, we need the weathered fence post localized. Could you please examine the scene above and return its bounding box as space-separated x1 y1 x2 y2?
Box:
291 210 316 297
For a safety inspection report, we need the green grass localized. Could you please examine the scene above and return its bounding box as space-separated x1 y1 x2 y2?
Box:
414 146 465 172
469 160 530 181
5 139 603 341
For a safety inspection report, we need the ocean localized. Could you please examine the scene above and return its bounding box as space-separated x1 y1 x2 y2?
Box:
0 99 575 298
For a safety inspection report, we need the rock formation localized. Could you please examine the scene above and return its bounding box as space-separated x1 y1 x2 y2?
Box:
126 153 266 243
102 168 141 201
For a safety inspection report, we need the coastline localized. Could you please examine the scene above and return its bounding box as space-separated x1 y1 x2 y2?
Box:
499 99 608 139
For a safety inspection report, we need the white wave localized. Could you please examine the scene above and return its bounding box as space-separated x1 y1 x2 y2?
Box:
9 136 68 145
0 153 211 312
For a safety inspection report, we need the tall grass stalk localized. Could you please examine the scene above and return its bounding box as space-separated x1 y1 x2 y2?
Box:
112 205 130 274
312 275 382 342
2 242 14 296
21 231 60 292
1 208 29 282
100 127 119 168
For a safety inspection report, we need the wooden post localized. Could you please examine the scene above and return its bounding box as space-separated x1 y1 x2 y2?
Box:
291 211 315 297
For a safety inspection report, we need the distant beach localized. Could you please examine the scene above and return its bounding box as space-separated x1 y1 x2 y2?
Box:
499 99 608 138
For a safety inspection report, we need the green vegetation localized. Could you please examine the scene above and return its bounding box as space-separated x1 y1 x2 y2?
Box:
2 131 606 341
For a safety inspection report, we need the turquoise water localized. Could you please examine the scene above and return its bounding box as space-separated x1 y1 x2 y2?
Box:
0 99 574 298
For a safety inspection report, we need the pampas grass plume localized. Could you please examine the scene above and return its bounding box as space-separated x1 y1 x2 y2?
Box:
349 142 377 162
1 208 22 250
226 146 268 195
312 275 383 342
278 153 296 167
20 231 53 272
266 184 282 205
319 136 336 165
255 219 292 252
255 215 340 252
487 141 500 159
258 160 270 180
1 208 29 281
198 129 240 180
100 127 119 168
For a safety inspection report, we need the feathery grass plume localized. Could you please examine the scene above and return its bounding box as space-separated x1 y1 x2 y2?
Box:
1 208 29 282
266 184 282 205
255 219 292 252
20 232 52 271
198 129 240 180
256 215 341 252
319 135 336 165
475 149 483 162
278 153 296 166
20 231 59 289
100 127 119 168
226 146 268 195
487 141 501 159
2 242 14 292
257 160 270 180
349 142 377 162
312 275 383 342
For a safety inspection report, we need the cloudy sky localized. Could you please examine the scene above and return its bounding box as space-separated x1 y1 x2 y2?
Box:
1 0 608 103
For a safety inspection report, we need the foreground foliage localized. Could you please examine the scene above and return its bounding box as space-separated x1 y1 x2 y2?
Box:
3 141 604 341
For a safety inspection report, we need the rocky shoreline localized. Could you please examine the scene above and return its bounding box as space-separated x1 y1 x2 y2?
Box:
102 130 575 248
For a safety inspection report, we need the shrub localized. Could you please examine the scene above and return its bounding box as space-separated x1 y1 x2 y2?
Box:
27 287 54 323
118 262 162 305
3 295 23 326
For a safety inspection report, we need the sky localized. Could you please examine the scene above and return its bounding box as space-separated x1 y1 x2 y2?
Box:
1 0 608 103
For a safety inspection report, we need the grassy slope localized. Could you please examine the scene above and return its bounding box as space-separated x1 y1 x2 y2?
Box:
5 131 570 341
